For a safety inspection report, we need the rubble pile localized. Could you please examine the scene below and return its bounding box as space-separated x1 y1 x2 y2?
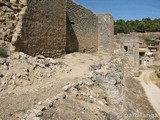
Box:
88 50 124 105
0 52 71 92
22 51 126 120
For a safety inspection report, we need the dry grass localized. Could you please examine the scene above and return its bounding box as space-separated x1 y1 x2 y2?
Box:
150 72 160 87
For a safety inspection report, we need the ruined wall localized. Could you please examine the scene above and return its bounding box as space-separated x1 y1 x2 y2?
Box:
0 1 16 42
0 0 26 51
1 0 114 57
97 14 114 52
67 0 98 53
122 38 139 72
14 0 67 58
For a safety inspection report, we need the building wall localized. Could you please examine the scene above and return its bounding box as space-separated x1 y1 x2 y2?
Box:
140 57 154 66
15 0 67 58
97 14 114 52
67 0 98 53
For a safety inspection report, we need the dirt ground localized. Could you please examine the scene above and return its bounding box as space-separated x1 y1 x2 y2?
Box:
0 51 159 120
0 52 111 120
138 69 160 115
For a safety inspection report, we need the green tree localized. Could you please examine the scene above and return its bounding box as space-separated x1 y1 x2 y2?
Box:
136 21 146 32
114 17 160 34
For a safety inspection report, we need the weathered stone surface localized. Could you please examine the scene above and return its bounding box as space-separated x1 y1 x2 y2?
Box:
62 84 73 91
82 79 94 86
42 99 53 109
32 109 43 117
122 38 139 72
0 58 6 65
95 68 108 76
0 0 21 43
24 99 54 119
67 0 98 53
0 0 115 58
97 14 114 52
88 53 124 105
90 64 102 70
14 0 67 58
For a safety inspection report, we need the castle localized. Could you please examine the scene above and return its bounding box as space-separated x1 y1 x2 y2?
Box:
0 0 114 58
1 0 140 72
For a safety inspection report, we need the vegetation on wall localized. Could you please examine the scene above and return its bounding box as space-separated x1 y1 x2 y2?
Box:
0 47 8 58
144 37 156 45
114 18 160 34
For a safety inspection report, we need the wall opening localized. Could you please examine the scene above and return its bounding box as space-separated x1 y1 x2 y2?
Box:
83 49 86 53
139 52 145 57
124 46 128 52
139 60 142 65
71 22 75 25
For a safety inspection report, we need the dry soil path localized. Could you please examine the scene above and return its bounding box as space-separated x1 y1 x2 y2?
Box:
138 69 160 115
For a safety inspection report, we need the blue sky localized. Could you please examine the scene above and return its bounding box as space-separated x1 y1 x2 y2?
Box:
75 0 160 21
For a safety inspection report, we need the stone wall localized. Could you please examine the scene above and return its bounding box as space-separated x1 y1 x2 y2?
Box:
67 0 98 53
14 0 67 58
122 38 139 72
0 0 25 43
97 14 114 52
0 0 114 57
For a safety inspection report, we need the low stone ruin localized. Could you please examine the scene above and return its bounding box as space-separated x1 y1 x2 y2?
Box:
21 51 127 120
0 52 71 93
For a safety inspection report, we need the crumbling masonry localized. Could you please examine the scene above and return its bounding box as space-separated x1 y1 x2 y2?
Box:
97 14 114 53
122 38 139 72
0 0 114 58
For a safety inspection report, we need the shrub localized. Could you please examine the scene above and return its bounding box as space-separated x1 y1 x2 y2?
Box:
144 37 156 45
0 47 8 57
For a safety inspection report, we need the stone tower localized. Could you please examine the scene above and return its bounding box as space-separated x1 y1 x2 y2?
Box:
67 0 98 53
122 38 139 72
97 14 114 53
